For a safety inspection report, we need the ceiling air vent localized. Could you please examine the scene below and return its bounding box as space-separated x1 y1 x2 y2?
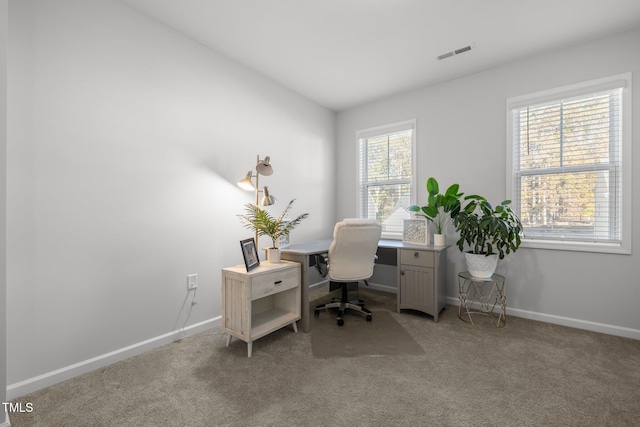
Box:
437 44 473 60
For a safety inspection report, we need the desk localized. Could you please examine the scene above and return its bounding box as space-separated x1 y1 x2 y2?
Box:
281 239 448 332
457 271 506 328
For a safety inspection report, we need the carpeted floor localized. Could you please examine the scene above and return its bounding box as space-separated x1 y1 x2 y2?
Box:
8 286 640 427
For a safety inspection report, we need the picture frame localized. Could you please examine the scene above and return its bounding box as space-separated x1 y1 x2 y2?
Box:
403 219 429 245
240 238 260 271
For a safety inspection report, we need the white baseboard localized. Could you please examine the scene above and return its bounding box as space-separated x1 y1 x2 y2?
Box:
446 296 640 340
7 317 221 400
1 412 10 427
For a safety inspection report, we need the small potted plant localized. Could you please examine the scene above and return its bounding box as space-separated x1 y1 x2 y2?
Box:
453 195 523 278
408 177 463 246
239 199 308 263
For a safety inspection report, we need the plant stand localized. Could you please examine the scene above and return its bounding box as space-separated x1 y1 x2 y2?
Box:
457 271 506 328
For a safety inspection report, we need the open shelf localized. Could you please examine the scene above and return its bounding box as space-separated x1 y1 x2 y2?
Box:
251 309 300 340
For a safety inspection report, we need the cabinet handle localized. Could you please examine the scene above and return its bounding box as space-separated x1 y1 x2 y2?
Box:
400 270 405 276
274 280 282 285
414 252 419 258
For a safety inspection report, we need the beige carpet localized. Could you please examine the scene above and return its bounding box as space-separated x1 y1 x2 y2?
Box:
311 310 425 358
8 287 640 427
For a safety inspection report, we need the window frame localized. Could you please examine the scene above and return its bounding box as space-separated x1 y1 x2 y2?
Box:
356 119 417 240
506 73 632 254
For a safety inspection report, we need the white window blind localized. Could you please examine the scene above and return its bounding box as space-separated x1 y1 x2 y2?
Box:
508 74 631 253
357 120 416 238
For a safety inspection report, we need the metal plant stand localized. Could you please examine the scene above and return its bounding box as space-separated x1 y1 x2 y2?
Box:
457 271 506 328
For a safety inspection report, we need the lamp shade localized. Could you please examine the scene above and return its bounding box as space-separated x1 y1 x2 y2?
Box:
256 156 273 176
260 186 277 206
237 171 255 191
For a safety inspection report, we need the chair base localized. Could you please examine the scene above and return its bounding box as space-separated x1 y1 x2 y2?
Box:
314 281 372 326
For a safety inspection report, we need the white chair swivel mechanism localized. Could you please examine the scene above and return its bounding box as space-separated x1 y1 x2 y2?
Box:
314 218 382 326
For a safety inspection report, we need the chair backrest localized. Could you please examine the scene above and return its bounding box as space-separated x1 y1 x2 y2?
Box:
328 218 382 282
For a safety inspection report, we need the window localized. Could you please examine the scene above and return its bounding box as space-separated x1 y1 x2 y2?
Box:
507 74 631 254
357 120 416 239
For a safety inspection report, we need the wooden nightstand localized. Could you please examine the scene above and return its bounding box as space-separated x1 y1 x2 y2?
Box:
221 261 301 357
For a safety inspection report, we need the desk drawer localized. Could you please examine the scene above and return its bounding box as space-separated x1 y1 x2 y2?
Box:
400 249 434 268
251 267 299 300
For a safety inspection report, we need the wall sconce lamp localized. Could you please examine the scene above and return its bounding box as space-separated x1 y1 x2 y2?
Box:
237 155 277 207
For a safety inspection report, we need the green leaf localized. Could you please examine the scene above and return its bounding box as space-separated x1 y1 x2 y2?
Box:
445 183 459 197
424 206 438 218
426 177 439 195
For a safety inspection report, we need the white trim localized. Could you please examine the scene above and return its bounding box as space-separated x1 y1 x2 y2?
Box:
518 238 631 254
356 119 417 239
6 317 220 400
0 412 10 427
446 296 640 340
355 119 416 140
507 74 630 110
506 72 632 254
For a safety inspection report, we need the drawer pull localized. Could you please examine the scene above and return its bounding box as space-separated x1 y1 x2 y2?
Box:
414 252 419 257
274 280 282 285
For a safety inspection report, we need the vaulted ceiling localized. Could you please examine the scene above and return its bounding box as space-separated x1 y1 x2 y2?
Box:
120 0 640 111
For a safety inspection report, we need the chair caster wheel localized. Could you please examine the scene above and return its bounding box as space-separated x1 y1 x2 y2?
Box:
314 310 320 318
337 319 344 326
366 315 372 322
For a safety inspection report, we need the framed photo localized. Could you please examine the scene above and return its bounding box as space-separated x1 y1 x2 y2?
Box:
403 219 429 245
240 238 260 271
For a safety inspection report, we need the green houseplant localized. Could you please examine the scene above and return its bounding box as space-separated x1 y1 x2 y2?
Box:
453 195 523 278
408 177 463 245
239 199 309 262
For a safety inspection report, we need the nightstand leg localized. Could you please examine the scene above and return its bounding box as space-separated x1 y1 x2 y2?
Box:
247 341 253 358
292 321 298 333
225 334 231 347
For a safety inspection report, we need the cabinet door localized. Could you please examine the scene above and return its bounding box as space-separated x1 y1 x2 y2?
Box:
399 265 434 315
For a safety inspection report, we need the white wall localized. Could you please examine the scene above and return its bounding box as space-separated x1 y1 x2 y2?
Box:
7 0 335 397
1 0 8 421
337 28 640 338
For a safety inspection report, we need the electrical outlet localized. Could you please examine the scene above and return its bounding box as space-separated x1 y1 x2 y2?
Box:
187 274 198 290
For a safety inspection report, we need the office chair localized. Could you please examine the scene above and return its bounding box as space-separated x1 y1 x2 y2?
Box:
314 218 382 326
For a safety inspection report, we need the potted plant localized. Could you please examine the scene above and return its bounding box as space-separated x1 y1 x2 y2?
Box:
408 177 463 246
453 195 523 278
239 199 309 263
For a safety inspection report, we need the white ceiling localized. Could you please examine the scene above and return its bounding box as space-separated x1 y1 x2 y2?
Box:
120 0 640 111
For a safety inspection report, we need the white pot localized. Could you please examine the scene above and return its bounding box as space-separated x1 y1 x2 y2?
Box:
464 253 498 278
264 247 281 263
433 233 446 246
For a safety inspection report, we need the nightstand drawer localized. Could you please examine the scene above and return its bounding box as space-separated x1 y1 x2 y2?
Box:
400 249 434 268
251 267 299 300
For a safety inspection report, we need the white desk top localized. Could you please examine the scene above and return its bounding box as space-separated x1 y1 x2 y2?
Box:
280 238 449 255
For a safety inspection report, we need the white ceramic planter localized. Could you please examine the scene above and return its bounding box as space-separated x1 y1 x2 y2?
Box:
433 233 446 246
464 253 498 278
264 247 281 263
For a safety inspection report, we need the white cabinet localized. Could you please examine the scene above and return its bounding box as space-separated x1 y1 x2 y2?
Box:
397 247 447 322
221 261 301 357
